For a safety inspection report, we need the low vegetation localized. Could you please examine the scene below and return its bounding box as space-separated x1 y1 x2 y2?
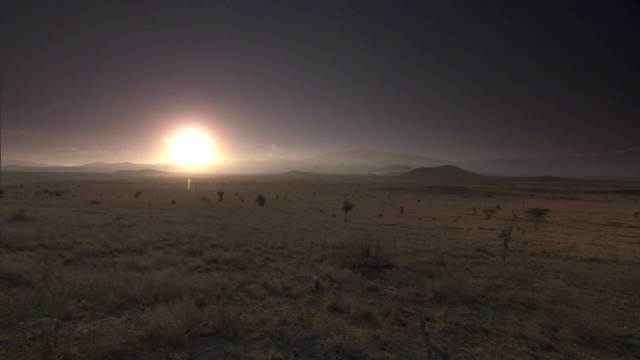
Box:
0 175 638 359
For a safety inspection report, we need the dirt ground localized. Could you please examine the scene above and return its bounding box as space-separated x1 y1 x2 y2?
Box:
1 171 639 359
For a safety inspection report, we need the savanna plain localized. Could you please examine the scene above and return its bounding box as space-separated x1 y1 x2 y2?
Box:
1 171 639 359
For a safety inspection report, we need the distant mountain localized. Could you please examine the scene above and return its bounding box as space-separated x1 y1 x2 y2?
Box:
382 165 415 174
113 169 174 176
1 161 178 174
0 158 60 167
2 148 638 179
311 149 444 166
304 149 446 173
402 165 483 179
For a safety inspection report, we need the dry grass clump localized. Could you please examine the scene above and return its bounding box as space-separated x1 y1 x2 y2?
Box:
138 297 205 347
342 235 394 272
323 293 380 326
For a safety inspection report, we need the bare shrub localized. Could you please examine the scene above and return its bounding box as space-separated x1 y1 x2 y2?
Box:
200 304 243 337
323 294 379 326
499 226 513 262
30 259 81 353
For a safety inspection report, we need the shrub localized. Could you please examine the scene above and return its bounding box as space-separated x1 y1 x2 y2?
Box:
483 208 496 219
256 194 266 206
8 208 35 223
134 191 142 199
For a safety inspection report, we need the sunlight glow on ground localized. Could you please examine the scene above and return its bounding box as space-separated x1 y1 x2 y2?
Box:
164 129 219 168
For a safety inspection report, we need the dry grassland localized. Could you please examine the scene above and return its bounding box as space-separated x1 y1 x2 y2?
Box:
1 172 639 359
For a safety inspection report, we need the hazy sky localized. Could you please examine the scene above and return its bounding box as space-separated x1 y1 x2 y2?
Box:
1 0 638 165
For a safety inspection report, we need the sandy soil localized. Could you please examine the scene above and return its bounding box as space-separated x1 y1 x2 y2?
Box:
1 172 639 359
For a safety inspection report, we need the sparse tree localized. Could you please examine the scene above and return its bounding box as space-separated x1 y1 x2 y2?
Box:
217 191 225 202
134 190 142 199
256 194 266 206
526 208 549 230
342 201 355 222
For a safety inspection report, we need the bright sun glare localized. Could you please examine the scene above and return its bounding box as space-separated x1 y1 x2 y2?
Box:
165 129 218 167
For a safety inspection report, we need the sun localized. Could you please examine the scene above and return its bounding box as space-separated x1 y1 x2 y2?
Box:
165 129 218 167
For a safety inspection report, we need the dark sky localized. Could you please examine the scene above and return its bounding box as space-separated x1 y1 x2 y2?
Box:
1 0 638 165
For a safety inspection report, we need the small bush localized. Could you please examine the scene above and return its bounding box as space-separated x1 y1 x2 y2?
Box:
256 194 266 206
483 208 496 219
50 190 67 197
8 208 35 223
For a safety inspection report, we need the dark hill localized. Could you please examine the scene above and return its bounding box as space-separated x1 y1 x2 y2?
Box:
402 165 483 179
114 169 174 176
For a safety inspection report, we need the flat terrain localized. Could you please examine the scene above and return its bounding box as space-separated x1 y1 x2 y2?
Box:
1 172 639 359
